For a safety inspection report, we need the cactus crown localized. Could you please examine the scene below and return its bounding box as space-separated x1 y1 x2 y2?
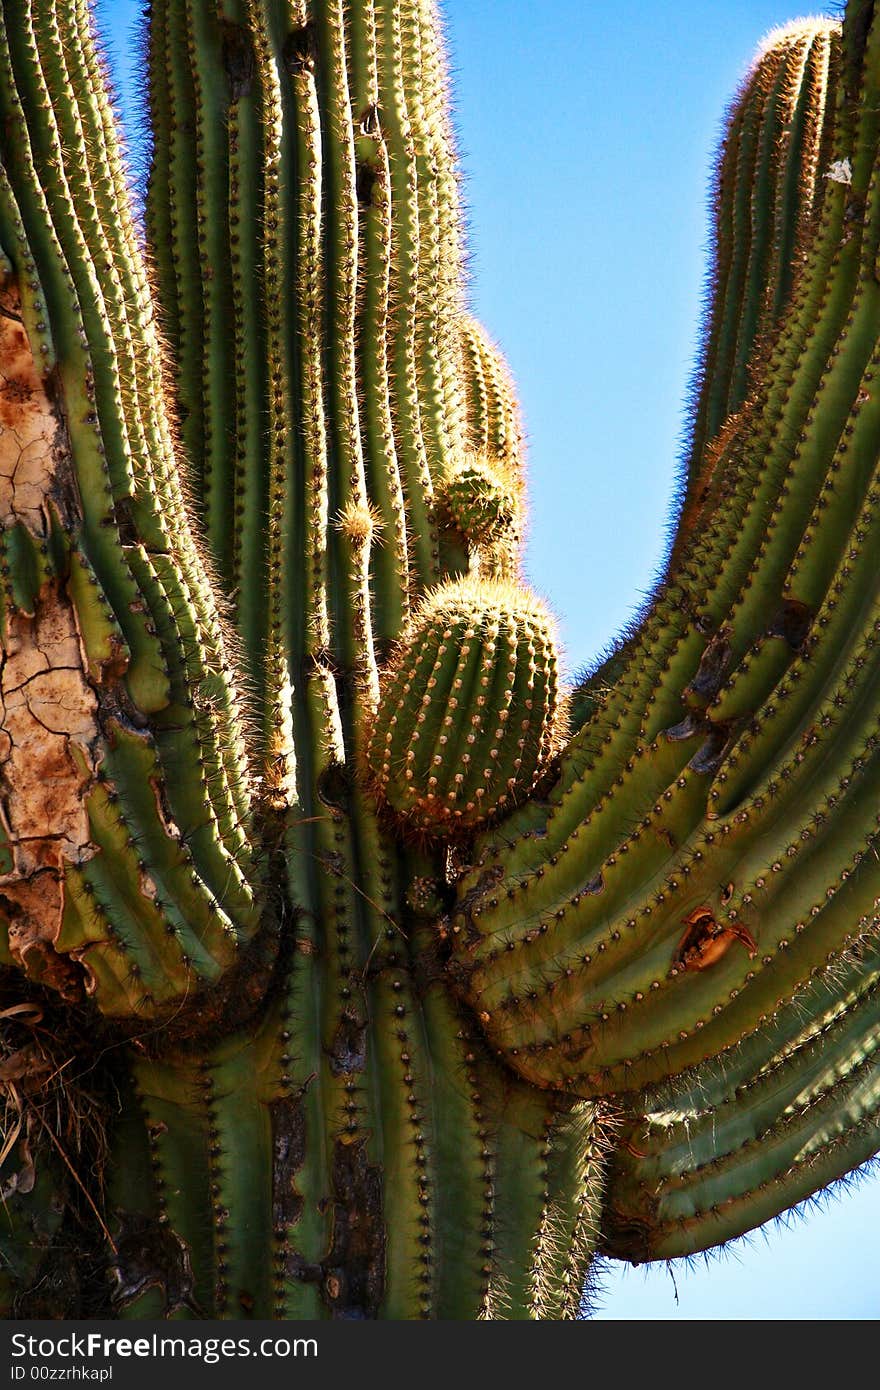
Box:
364 575 559 834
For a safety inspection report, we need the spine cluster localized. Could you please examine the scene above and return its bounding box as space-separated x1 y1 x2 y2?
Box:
364 577 559 833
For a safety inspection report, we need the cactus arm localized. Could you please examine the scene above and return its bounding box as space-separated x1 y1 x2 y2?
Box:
459 316 526 490
10 0 256 853
705 41 788 432
697 25 839 455
454 316 525 580
364 578 559 833
678 22 841 554
769 28 838 313
451 0 880 1107
567 21 841 732
602 943 880 1260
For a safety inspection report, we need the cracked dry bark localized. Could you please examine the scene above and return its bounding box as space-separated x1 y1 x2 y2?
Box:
0 276 99 1000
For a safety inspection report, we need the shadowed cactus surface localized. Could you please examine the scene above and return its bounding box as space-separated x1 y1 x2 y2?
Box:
0 0 878 1320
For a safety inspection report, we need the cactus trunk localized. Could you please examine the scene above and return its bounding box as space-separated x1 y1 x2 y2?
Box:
1 0 880 1319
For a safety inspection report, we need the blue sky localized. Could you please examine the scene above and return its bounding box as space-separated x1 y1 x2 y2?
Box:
96 0 880 1320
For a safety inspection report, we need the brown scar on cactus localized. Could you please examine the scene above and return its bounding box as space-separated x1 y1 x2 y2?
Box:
0 280 100 997
673 906 758 973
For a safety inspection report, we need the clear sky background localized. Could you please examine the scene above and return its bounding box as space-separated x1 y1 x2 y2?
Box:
95 0 880 1320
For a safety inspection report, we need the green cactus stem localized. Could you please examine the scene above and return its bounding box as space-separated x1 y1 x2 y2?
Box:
449 0 880 1179
363 576 559 834
437 453 520 550
459 316 526 486
601 935 880 1259
676 16 842 554
2 0 880 1319
570 17 841 733
0 0 260 1024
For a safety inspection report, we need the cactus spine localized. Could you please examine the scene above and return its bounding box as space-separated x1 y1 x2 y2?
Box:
0 0 879 1318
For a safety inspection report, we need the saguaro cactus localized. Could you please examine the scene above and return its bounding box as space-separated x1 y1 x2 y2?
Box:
0 0 878 1320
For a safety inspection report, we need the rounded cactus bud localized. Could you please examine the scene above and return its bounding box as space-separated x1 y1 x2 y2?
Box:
438 453 519 548
364 577 560 834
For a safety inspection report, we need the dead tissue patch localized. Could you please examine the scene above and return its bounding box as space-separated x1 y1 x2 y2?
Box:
0 287 100 993
0 294 60 530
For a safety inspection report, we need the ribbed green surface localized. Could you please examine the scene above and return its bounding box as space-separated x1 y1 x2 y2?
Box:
452 4 880 1109
603 940 880 1259
3 0 880 1317
437 454 520 549
365 577 560 833
676 19 841 560
570 19 841 733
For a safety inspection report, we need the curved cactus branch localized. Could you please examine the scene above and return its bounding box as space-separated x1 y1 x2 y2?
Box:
449 0 880 1254
602 936 880 1259
569 18 842 734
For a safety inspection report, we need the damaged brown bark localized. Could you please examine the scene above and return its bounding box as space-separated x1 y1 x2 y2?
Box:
0 282 100 996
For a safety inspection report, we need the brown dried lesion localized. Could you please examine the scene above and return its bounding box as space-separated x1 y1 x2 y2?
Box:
0 279 100 993
674 905 758 972
0 375 34 408
0 586 99 996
